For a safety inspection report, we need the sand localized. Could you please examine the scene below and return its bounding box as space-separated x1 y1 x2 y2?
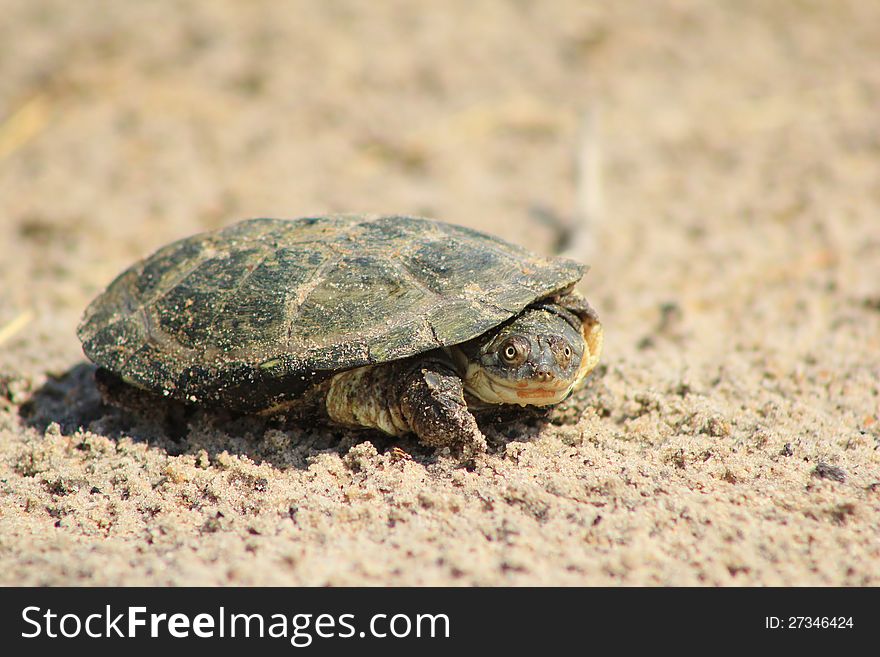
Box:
1 0 878 586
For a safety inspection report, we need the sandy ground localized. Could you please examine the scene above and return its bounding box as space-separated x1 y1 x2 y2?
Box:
1 0 878 586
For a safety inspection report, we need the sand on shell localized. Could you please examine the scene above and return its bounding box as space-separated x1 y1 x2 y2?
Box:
0 0 878 585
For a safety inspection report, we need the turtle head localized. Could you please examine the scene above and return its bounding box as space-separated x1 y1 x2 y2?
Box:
453 304 603 407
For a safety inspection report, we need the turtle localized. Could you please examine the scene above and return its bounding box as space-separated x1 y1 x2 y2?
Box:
78 214 603 454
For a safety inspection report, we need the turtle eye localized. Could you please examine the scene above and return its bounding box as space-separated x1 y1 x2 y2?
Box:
499 337 529 366
555 342 574 367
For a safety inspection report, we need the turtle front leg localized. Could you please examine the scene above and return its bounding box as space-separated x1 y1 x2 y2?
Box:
325 360 487 456
398 361 487 456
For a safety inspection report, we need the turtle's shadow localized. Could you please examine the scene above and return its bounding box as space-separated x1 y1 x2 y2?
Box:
17 363 438 470
18 364 570 470
19 364 109 436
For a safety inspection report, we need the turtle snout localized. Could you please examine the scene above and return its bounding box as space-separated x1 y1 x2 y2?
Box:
534 366 555 383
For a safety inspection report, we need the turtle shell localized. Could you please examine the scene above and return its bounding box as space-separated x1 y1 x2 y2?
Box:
78 215 585 411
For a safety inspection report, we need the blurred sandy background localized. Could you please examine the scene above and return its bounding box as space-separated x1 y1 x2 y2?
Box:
1 0 878 585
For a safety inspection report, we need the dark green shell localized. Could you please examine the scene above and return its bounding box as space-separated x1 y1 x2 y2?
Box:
78 215 584 411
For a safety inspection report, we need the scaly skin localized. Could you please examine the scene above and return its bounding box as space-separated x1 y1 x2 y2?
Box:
325 358 486 457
